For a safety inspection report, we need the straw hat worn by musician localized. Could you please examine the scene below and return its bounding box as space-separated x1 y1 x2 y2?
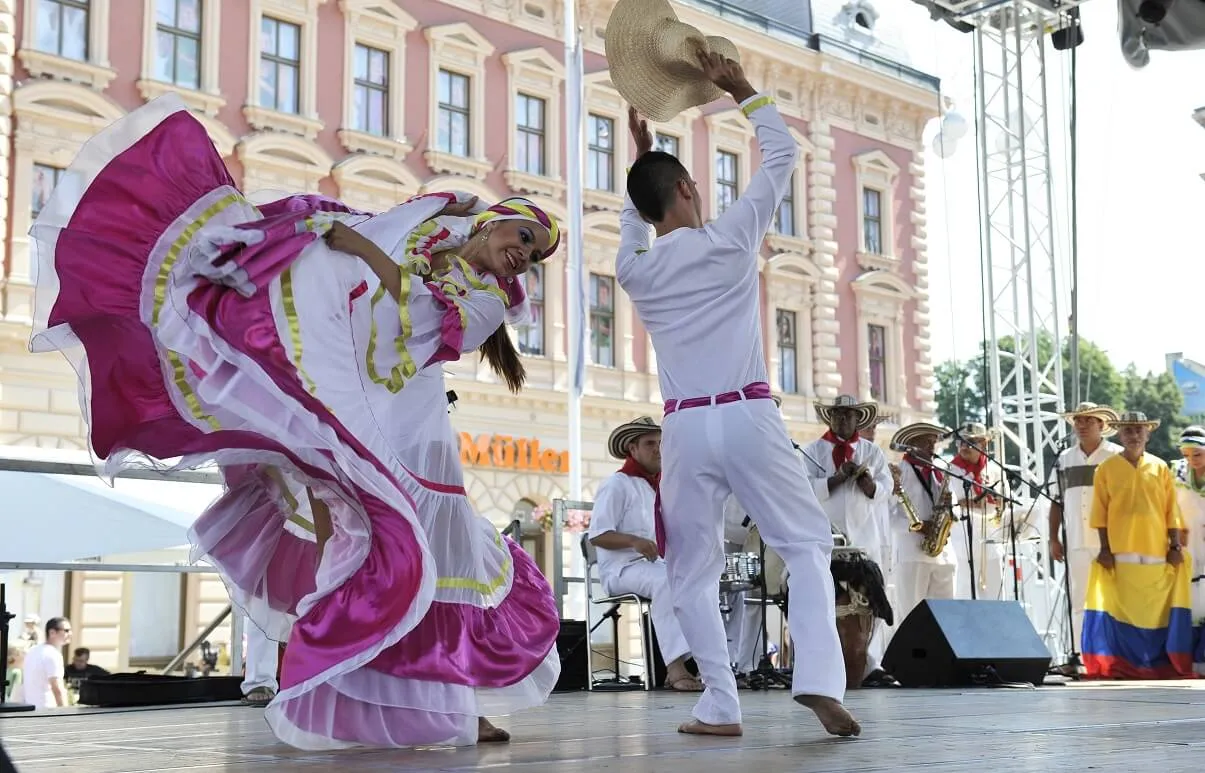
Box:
801 395 899 689
1050 401 1121 651
585 417 703 692
889 422 958 623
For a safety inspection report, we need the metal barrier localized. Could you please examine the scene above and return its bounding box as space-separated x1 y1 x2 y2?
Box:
551 499 592 618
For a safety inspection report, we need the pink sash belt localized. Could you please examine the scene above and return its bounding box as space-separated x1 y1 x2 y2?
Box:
663 381 772 417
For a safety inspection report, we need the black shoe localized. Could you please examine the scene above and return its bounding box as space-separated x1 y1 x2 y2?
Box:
860 669 901 688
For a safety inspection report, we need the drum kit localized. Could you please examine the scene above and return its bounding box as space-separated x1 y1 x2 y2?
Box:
721 523 889 690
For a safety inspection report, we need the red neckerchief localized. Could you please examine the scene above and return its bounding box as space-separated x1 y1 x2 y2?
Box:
619 456 664 558
950 452 989 499
904 453 943 486
822 429 858 469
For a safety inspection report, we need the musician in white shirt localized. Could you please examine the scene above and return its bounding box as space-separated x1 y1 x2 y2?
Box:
801 395 897 688
888 423 958 622
617 52 857 738
1049 402 1121 654
587 417 702 692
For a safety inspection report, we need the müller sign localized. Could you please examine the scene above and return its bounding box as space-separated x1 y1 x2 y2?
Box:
458 433 570 473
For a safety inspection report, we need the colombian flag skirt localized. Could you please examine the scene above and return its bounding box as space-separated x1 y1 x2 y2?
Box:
1081 557 1196 679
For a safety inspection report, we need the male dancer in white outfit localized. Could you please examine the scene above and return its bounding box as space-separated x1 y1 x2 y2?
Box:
617 51 858 737
802 395 897 688
1048 401 1120 667
588 417 702 691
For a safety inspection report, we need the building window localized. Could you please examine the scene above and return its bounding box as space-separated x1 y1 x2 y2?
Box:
776 309 798 394
437 69 471 156
587 114 614 192
655 133 679 157
716 150 738 214
259 16 301 114
514 93 546 176
31 164 64 219
517 264 545 356
35 0 90 61
862 187 882 255
775 172 797 236
589 273 614 368
868 323 887 401
352 43 389 136
153 0 201 89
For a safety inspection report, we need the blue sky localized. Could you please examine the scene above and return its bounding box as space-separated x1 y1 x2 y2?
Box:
896 1 1205 376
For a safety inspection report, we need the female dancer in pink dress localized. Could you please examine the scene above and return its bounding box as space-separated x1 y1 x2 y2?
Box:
28 93 561 749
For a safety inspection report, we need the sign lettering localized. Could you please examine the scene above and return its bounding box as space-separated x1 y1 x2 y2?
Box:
458 433 570 473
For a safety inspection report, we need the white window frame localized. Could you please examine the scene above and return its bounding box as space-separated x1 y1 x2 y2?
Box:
765 127 815 254
338 0 416 160
582 71 628 213
19 0 115 89
765 254 818 402
503 47 565 199
704 108 753 221
244 0 324 140
851 149 901 268
423 22 494 180
851 269 915 411
138 0 223 114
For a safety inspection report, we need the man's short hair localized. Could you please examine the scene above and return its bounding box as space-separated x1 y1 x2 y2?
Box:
45 617 68 637
627 151 689 222
73 647 91 658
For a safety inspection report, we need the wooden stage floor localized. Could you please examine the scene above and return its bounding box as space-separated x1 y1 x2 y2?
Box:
3 681 1205 772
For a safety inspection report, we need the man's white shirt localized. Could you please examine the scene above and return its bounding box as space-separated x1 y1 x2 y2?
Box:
616 93 799 399
1056 441 1122 550
587 471 660 592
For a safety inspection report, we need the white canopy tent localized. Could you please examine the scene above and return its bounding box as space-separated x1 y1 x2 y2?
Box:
0 445 221 563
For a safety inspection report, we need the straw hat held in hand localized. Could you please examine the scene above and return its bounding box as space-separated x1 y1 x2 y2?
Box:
605 0 744 121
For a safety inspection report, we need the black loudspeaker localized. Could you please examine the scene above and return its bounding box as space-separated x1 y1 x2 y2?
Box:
882 599 1052 688
1 741 18 773
553 619 589 692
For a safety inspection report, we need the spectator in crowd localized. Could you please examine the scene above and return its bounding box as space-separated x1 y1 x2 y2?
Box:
64 647 110 690
22 617 71 709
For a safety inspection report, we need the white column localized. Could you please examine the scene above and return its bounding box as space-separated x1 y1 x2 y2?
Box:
616 287 636 373
807 115 841 399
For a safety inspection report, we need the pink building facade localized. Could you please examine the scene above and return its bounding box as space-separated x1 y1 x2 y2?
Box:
0 0 940 478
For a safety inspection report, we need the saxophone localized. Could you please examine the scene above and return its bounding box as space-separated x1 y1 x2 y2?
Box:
889 463 926 534
922 467 955 557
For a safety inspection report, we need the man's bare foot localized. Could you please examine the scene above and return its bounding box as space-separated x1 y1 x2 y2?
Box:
793 694 861 737
665 672 704 691
477 717 511 744
678 719 743 736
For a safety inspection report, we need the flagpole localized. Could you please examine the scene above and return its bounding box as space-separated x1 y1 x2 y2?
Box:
564 0 585 500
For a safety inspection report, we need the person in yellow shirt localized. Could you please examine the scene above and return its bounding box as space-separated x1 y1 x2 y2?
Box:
1082 411 1194 678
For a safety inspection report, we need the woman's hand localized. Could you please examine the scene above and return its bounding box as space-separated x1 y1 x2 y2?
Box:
438 196 480 218
324 221 371 256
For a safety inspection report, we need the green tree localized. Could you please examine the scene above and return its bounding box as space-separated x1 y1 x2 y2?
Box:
933 359 984 430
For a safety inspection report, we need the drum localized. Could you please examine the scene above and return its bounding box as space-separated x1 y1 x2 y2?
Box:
830 546 893 690
721 552 762 589
742 527 787 596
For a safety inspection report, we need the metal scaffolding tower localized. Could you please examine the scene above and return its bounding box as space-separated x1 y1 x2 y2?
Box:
963 0 1078 483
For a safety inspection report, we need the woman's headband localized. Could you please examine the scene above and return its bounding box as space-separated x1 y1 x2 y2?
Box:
471 197 562 260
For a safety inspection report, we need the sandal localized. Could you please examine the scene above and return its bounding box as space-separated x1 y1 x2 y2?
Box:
666 675 705 692
241 686 276 706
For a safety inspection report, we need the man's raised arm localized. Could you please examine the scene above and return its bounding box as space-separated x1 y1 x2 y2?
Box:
706 55 799 253
616 107 654 284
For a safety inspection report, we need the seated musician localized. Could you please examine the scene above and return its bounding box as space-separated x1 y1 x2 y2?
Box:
587 417 702 692
890 422 958 620
802 395 899 689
